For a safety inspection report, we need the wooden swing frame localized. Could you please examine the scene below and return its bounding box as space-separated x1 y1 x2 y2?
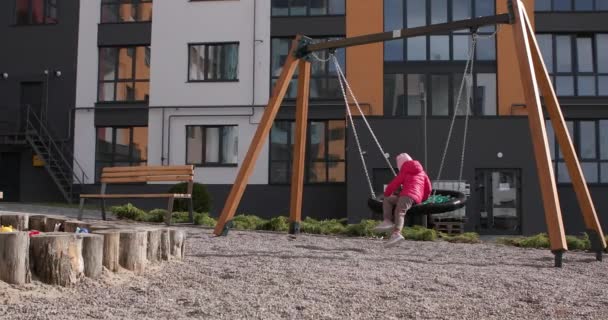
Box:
213 0 606 267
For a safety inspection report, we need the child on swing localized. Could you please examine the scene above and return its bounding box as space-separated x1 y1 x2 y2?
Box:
374 153 432 247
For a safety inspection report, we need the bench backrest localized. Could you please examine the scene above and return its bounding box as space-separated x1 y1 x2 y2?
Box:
100 165 194 184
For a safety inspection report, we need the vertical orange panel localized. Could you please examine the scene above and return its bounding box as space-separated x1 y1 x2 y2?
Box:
346 1 384 115
497 0 535 116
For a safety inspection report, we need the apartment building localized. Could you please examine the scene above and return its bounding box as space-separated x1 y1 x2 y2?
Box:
1 0 607 235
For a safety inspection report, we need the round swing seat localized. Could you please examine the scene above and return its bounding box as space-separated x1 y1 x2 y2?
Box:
367 189 467 216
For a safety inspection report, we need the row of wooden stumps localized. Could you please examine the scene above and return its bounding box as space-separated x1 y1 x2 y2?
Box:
0 213 186 287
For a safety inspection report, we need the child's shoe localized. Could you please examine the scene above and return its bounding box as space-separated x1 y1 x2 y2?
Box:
385 232 405 247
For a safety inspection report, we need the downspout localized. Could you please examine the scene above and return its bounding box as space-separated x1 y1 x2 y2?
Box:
252 0 256 108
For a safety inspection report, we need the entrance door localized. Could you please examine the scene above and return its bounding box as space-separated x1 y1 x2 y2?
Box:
20 82 44 129
474 169 521 235
0 153 21 202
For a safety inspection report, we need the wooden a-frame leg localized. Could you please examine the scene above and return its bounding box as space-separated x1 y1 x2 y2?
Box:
520 8 607 258
289 60 311 236
213 37 302 236
511 1 568 264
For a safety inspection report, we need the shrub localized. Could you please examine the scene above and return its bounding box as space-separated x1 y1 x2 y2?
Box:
402 226 438 241
110 203 147 221
344 220 381 238
168 182 212 213
441 232 481 244
194 213 217 227
301 217 347 235
565 234 591 251
147 209 168 223
232 215 267 230
259 216 290 232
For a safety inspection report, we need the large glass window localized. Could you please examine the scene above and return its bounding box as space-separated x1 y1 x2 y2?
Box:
271 37 345 99
537 33 608 96
186 125 238 166
384 73 496 116
95 127 148 180
535 0 608 11
98 46 150 102
101 0 152 23
384 0 496 61
270 120 345 184
188 43 239 82
271 0 344 16
546 120 608 184
15 0 57 25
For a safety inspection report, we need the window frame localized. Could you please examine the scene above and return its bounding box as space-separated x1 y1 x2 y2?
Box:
95 126 148 182
269 119 346 185
100 0 153 24
97 45 151 103
271 0 346 17
535 0 608 12
14 0 58 25
187 42 240 83
185 125 239 167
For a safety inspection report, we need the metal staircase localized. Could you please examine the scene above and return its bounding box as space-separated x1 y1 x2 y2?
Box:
23 106 87 203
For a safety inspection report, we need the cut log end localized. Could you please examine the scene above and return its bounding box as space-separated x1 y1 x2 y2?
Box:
0 232 31 285
64 221 92 233
29 233 84 287
76 234 104 279
170 229 186 260
92 230 121 273
119 230 148 273
1 215 29 231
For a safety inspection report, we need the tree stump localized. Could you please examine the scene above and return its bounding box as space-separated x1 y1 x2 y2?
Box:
29 233 84 286
147 229 163 263
1 214 29 231
0 232 31 285
119 230 148 273
170 229 186 260
76 234 103 279
92 230 120 272
64 221 91 233
89 225 113 232
45 217 67 232
160 229 171 261
28 215 47 231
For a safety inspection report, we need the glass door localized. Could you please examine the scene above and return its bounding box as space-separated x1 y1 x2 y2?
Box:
475 169 521 235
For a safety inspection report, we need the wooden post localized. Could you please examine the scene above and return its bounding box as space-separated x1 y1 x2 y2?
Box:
1 214 29 231
289 60 311 235
520 7 607 254
0 232 31 285
119 230 148 273
511 1 568 258
213 37 302 236
160 229 171 261
64 220 92 233
30 233 84 286
93 230 121 272
29 215 47 232
45 216 67 232
76 234 104 279
169 229 186 260
147 228 163 263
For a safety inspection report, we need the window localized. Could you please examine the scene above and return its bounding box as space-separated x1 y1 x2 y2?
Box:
384 0 496 61
537 34 608 96
271 0 345 16
188 43 239 82
186 126 238 166
100 0 152 23
535 0 608 11
15 0 57 25
95 127 148 180
98 46 150 102
384 73 496 116
270 120 345 184
546 120 608 183
271 37 345 99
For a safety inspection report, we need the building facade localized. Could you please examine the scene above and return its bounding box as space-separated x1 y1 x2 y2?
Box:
1 0 607 235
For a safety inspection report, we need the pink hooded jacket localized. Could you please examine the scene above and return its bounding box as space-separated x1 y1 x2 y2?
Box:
384 158 432 204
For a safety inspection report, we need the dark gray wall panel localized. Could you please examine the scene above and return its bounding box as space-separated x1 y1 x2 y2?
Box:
95 107 149 126
536 13 608 32
98 23 152 46
271 16 345 37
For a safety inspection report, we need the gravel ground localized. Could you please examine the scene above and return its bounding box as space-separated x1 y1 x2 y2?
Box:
1 227 607 320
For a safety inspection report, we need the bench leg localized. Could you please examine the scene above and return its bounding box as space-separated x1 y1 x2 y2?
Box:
101 199 107 221
78 198 85 220
188 198 194 223
166 197 174 226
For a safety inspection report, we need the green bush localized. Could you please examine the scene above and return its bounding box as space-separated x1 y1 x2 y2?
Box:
344 220 381 238
147 209 168 223
110 203 147 221
232 214 267 230
441 232 481 244
259 216 290 232
497 233 550 249
194 212 217 227
402 225 438 241
301 217 347 235
168 182 212 213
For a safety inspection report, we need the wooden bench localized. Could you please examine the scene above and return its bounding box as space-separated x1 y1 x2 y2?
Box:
78 165 194 225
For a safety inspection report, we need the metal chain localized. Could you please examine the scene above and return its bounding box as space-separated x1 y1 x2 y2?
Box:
335 59 376 198
459 49 474 183
434 34 478 191
333 57 397 177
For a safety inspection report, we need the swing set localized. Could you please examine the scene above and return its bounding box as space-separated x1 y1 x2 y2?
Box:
212 0 606 267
